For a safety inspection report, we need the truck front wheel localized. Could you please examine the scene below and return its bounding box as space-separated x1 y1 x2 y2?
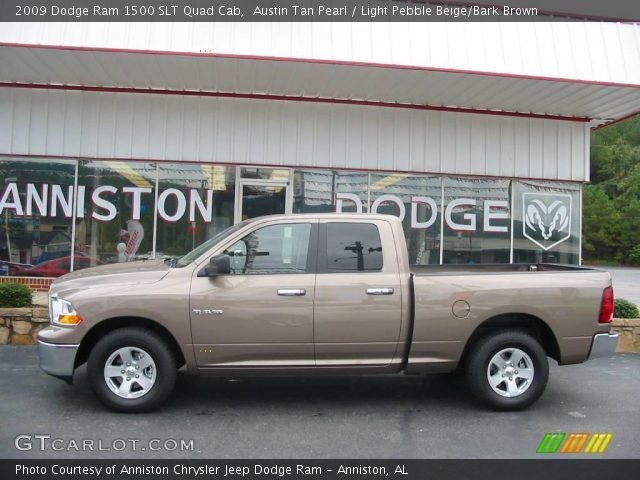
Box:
87 327 177 412
466 330 549 411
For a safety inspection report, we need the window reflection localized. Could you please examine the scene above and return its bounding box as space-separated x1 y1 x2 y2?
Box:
0 158 76 277
369 174 441 265
156 164 236 258
441 177 511 264
224 223 311 274
77 161 156 266
240 167 290 181
293 170 369 213
325 223 383 272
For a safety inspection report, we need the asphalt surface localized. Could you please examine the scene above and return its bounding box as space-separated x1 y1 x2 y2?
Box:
0 346 638 459
600 266 640 305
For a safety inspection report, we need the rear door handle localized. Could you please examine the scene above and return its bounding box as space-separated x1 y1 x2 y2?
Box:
277 289 306 296
366 287 394 295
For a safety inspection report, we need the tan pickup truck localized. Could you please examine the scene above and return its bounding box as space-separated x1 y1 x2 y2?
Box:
37 214 618 412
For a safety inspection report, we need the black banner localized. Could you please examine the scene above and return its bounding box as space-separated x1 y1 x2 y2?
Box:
1 0 640 22
2 460 640 480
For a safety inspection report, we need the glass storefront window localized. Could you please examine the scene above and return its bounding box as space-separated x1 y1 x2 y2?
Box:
77 161 157 266
239 183 287 221
156 163 236 258
442 177 511 264
293 170 369 214
369 174 442 265
240 167 290 181
0 158 76 277
513 180 580 264
1 156 583 275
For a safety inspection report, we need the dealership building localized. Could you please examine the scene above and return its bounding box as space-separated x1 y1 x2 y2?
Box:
1 21 640 284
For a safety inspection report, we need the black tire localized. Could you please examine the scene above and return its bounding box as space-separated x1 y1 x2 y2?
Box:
87 327 177 413
465 330 549 411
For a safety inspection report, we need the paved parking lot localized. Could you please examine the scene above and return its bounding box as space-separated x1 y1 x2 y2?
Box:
0 346 638 459
600 266 640 305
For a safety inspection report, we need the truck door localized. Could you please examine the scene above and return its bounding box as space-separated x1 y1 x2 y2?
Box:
190 220 318 368
313 220 403 367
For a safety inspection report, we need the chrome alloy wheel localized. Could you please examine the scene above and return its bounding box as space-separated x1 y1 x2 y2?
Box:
103 347 156 399
486 348 534 398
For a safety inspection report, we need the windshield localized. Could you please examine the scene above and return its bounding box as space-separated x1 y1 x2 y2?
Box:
174 220 251 267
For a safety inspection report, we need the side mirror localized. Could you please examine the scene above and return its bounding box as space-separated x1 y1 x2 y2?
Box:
197 254 231 277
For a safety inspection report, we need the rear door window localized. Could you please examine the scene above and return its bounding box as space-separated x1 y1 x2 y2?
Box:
323 223 383 273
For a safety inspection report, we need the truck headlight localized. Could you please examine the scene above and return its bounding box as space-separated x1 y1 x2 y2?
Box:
49 295 83 326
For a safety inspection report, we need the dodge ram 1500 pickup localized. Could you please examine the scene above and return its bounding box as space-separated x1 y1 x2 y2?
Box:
38 214 618 412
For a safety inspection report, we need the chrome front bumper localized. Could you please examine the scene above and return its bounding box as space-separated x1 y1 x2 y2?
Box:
588 332 619 360
37 340 78 383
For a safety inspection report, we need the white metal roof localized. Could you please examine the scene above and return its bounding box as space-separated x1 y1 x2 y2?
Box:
3 22 640 85
1 22 639 126
0 87 591 182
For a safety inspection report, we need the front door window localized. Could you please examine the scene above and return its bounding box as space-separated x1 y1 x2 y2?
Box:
224 223 312 275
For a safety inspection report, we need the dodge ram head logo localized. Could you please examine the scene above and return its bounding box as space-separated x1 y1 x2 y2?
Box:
523 193 572 250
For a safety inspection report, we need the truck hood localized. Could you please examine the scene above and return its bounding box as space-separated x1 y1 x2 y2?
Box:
50 259 172 297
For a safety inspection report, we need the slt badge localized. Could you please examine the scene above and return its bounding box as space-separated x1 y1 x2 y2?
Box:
192 309 224 315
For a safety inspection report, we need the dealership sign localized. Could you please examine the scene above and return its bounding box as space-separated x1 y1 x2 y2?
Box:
523 193 571 251
0 183 572 249
335 193 509 233
0 183 213 223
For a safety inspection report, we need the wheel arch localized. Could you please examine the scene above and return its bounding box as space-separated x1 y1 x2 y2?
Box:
460 313 561 367
75 317 186 369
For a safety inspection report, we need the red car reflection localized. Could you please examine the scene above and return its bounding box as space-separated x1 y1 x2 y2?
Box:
12 256 103 277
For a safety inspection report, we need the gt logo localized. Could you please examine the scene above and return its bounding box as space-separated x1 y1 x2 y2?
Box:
537 432 613 454
523 193 572 250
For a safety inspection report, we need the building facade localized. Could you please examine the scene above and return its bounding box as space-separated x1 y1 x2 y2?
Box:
1 22 639 277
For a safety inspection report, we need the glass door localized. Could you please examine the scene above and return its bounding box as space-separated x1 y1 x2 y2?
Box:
235 180 290 223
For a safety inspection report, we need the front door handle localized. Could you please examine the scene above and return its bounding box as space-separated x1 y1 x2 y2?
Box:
366 287 394 295
277 289 306 296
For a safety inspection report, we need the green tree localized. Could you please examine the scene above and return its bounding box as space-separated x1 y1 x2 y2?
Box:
586 115 640 264
582 185 620 261
618 162 640 203
617 198 640 263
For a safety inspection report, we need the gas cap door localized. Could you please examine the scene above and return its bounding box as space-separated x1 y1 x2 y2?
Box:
452 300 471 319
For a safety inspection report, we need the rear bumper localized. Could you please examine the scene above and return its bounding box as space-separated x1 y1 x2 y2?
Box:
588 332 619 360
37 340 78 383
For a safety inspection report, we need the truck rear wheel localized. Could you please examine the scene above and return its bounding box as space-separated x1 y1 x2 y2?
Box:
466 330 549 411
87 327 176 412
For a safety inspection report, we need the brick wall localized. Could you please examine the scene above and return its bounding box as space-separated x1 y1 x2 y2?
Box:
0 276 53 292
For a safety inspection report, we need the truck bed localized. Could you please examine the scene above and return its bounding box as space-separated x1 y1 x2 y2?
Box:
405 263 611 373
